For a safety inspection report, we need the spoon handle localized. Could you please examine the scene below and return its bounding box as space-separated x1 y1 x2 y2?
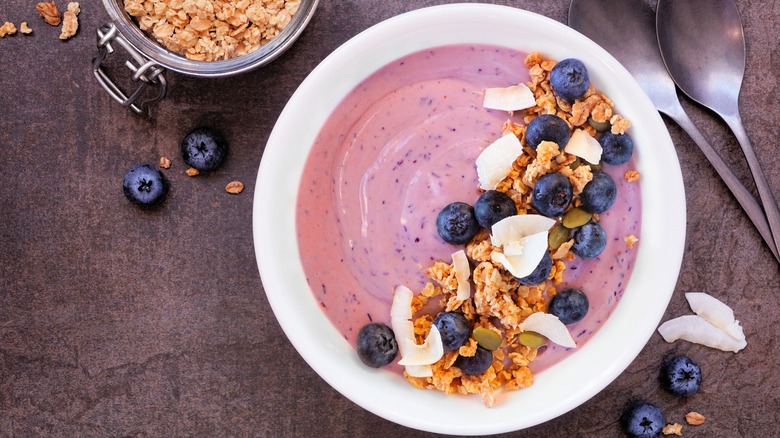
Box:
723 113 780 260
666 107 780 262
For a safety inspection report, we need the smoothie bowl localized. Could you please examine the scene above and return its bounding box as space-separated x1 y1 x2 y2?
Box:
253 4 685 435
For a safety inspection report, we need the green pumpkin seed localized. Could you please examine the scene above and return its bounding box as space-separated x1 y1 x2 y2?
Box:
518 331 548 348
587 116 610 132
472 327 502 351
548 223 571 249
562 207 592 229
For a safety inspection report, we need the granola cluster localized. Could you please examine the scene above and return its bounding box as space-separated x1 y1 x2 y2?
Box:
123 0 301 61
397 53 639 407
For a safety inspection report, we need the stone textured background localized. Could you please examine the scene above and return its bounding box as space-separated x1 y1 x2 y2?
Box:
1 0 778 436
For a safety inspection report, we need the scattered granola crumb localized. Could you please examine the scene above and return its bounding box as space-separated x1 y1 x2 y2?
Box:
159 156 171 169
20 22 33 34
663 423 683 436
186 167 199 177
0 22 17 37
624 170 640 182
225 181 244 194
59 2 80 40
624 234 639 249
685 411 705 426
36 1 62 26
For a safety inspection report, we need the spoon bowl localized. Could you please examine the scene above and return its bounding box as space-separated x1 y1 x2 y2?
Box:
657 0 780 263
656 1 745 118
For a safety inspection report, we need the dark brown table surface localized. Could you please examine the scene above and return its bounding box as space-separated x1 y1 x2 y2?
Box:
1 0 778 436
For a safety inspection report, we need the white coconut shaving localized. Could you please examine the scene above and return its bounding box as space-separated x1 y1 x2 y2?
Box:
482 83 536 112
658 315 747 353
657 291 747 353
520 312 576 348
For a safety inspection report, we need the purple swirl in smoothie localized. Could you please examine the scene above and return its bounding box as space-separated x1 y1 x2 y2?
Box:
295 44 641 373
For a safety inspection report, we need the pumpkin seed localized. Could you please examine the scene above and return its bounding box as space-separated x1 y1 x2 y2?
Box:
472 327 502 351
587 116 610 132
548 223 571 249
519 331 548 348
562 207 592 229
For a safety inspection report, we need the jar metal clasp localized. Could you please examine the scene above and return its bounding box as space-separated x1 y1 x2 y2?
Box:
92 23 167 114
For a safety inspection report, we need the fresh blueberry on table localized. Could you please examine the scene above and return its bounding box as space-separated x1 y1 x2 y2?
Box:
620 401 665 438
524 114 571 149
550 58 591 101
474 190 517 230
659 355 702 397
356 323 398 368
599 131 634 165
531 173 573 218
181 127 228 171
548 287 589 325
122 163 169 206
433 312 471 351
436 202 480 245
580 171 617 213
517 251 553 286
455 346 494 375
572 222 607 258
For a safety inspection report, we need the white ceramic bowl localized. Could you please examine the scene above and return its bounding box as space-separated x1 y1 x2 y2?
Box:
253 4 685 435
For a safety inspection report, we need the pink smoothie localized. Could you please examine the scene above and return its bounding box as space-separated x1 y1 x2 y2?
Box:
295 44 641 373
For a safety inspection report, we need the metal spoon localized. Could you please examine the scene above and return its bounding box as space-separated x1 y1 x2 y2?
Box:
568 0 779 262
656 0 780 262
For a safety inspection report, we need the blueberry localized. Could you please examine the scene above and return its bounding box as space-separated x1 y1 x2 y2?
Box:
548 288 589 324
580 171 617 213
436 202 480 245
571 222 607 258
531 173 573 218
181 127 228 171
356 323 398 368
433 312 471 351
454 346 493 375
659 355 702 397
474 190 517 230
620 401 665 438
525 114 571 149
550 58 590 101
122 163 169 206
599 131 634 165
517 252 552 286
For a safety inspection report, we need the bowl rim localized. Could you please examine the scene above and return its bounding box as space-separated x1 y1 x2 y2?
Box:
101 0 320 77
253 3 686 435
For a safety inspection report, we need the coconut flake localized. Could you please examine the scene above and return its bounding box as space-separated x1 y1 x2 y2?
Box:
452 250 471 301
397 325 445 366
685 292 745 341
520 312 576 348
475 133 523 190
482 84 536 112
491 231 549 278
490 215 556 247
391 285 445 373
564 128 602 164
658 315 747 353
391 285 414 320
405 365 433 378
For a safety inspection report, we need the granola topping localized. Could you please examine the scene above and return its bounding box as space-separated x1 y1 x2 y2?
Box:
392 52 636 406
